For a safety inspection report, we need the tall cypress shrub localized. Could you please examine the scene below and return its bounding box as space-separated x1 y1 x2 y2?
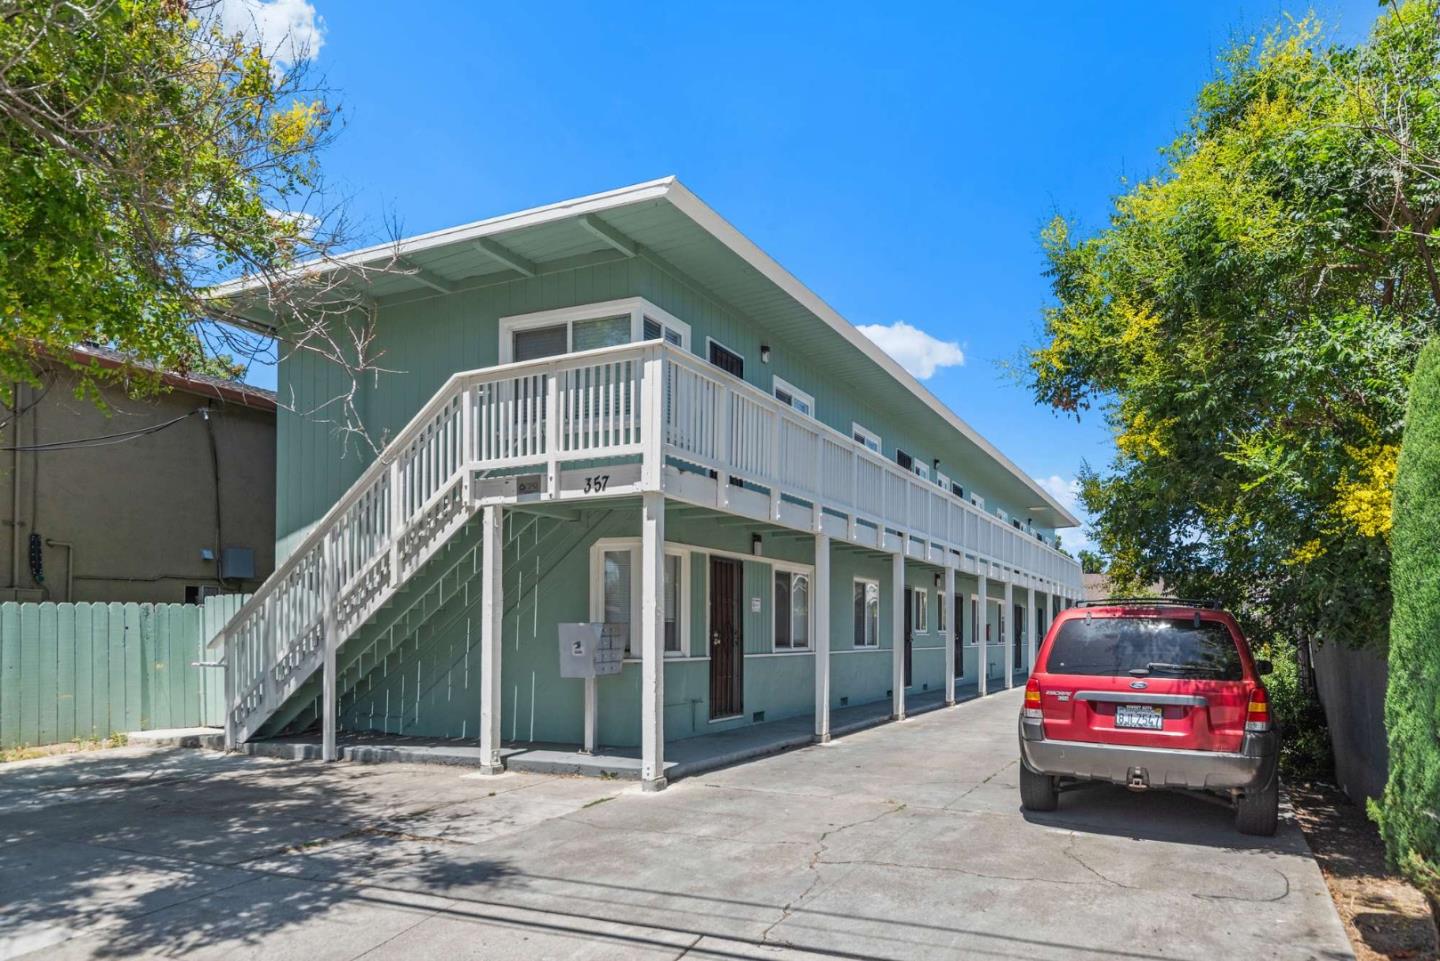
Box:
1375 338 1440 916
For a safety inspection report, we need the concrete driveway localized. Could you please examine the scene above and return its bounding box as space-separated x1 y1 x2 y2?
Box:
0 688 1352 961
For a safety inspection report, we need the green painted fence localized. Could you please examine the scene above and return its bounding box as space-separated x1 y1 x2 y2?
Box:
0 595 248 749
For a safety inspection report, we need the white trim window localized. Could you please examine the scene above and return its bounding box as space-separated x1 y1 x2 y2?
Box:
499 298 690 363
937 592 947 634
914 588 928 633
970 596 980 646
772 567 811 650
851 423 882 454
853 578 880 648
772 376 815 418
914 461 930 482
936 471 952 491
590 538 689 656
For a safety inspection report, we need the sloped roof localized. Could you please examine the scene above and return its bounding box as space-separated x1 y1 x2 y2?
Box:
71 343 277 412
209 177 1076 527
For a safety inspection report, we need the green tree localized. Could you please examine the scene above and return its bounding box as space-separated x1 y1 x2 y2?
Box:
1028 4 1440 661
1078 550 1104 575
0 0 380 412
1374 338 1440 912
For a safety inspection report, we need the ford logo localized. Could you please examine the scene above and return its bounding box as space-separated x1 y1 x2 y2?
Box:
1129 680 1148 690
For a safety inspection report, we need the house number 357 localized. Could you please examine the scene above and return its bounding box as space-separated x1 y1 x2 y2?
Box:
583 474 610 493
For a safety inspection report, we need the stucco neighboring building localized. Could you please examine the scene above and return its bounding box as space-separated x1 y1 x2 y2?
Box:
0 344 277 603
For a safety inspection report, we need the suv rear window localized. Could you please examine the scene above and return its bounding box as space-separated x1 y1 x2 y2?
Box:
1045 617 1243 680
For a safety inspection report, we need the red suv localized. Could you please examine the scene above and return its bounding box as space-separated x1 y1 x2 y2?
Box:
1018 599 1279 835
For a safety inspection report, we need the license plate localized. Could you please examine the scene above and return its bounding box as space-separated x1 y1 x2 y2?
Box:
1115 704 1163 730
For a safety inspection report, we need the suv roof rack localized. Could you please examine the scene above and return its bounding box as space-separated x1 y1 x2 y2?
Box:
1075 597 1223 610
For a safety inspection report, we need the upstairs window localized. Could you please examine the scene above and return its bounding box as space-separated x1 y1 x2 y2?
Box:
936 471 952 491
852 423 882 454
642 315 686 347
772 377 814 417
512 323 570 362
895 449 914 471
951 482 964 499
708 339 745 378
500 298 690 364
914 461 930 482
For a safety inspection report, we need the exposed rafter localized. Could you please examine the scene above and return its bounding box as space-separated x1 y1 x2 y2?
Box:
399 259 456 294
473 237 537 277
579 214 637 258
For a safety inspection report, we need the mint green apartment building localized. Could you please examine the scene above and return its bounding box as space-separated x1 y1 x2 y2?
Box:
215 178 1083 790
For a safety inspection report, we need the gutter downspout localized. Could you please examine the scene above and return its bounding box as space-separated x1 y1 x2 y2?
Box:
45 539 74 602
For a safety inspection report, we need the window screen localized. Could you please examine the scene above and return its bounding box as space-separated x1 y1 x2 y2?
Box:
604 549 632 653
513 324 568 362
664 554 681 653
573 315 630 352
853 581 879 647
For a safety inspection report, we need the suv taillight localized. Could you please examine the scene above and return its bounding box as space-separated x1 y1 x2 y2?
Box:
1024 677 1043 720
1245 686 1271 733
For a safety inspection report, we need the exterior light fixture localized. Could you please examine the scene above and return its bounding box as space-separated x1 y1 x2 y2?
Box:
760 345 771 364
751 533 763 556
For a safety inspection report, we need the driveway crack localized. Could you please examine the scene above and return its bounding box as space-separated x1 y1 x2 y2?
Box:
759 801 906 947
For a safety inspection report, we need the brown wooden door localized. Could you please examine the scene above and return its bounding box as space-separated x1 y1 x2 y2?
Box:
903 586 913 688
709 557 744 719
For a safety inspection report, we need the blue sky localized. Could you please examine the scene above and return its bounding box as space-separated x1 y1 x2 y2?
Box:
233 0 1378 551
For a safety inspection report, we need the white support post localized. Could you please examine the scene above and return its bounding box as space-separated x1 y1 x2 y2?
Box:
479 504 504 775
322 535 338 762
544 374 560 498
1004 577 1015 688
891 549 906 720
582 678 597 754
943 563 957 705
641 346 665 491
222 627 237 750
640 490 667 790
813 532 832 742
977 569 989 696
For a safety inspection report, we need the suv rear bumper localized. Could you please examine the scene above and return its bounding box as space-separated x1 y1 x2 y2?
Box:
1018 716 1278 792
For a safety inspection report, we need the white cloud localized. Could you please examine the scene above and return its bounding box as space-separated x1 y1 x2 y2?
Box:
856 321 964 380
215 0 325 67
1034 474 1098 555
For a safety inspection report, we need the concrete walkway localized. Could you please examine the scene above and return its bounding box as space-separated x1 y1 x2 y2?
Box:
0 688 1353 960
243 689 959 781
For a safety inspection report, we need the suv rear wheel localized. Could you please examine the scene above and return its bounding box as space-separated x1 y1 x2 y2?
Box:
1019 763 1059 812
1235 770 1279 836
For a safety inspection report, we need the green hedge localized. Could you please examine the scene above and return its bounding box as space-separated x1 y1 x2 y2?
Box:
1374 338 1440 906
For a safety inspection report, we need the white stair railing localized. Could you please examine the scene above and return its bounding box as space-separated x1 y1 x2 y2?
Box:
220 342 660 748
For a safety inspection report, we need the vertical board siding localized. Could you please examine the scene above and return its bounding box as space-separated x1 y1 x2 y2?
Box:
0 597 247 749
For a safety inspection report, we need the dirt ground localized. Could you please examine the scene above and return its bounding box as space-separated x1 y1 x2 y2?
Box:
1291 781 1439 961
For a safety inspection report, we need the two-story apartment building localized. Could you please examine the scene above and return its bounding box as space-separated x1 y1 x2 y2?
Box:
213 178 1083 790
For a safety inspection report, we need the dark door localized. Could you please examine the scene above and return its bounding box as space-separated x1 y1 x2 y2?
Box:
954 594 965 678
709 557 744 719
903 586 914 688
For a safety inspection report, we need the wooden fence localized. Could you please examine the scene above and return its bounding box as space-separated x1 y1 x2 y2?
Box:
0 595 248 749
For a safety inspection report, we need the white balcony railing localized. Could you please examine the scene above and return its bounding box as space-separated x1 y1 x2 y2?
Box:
219 339 1081 748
